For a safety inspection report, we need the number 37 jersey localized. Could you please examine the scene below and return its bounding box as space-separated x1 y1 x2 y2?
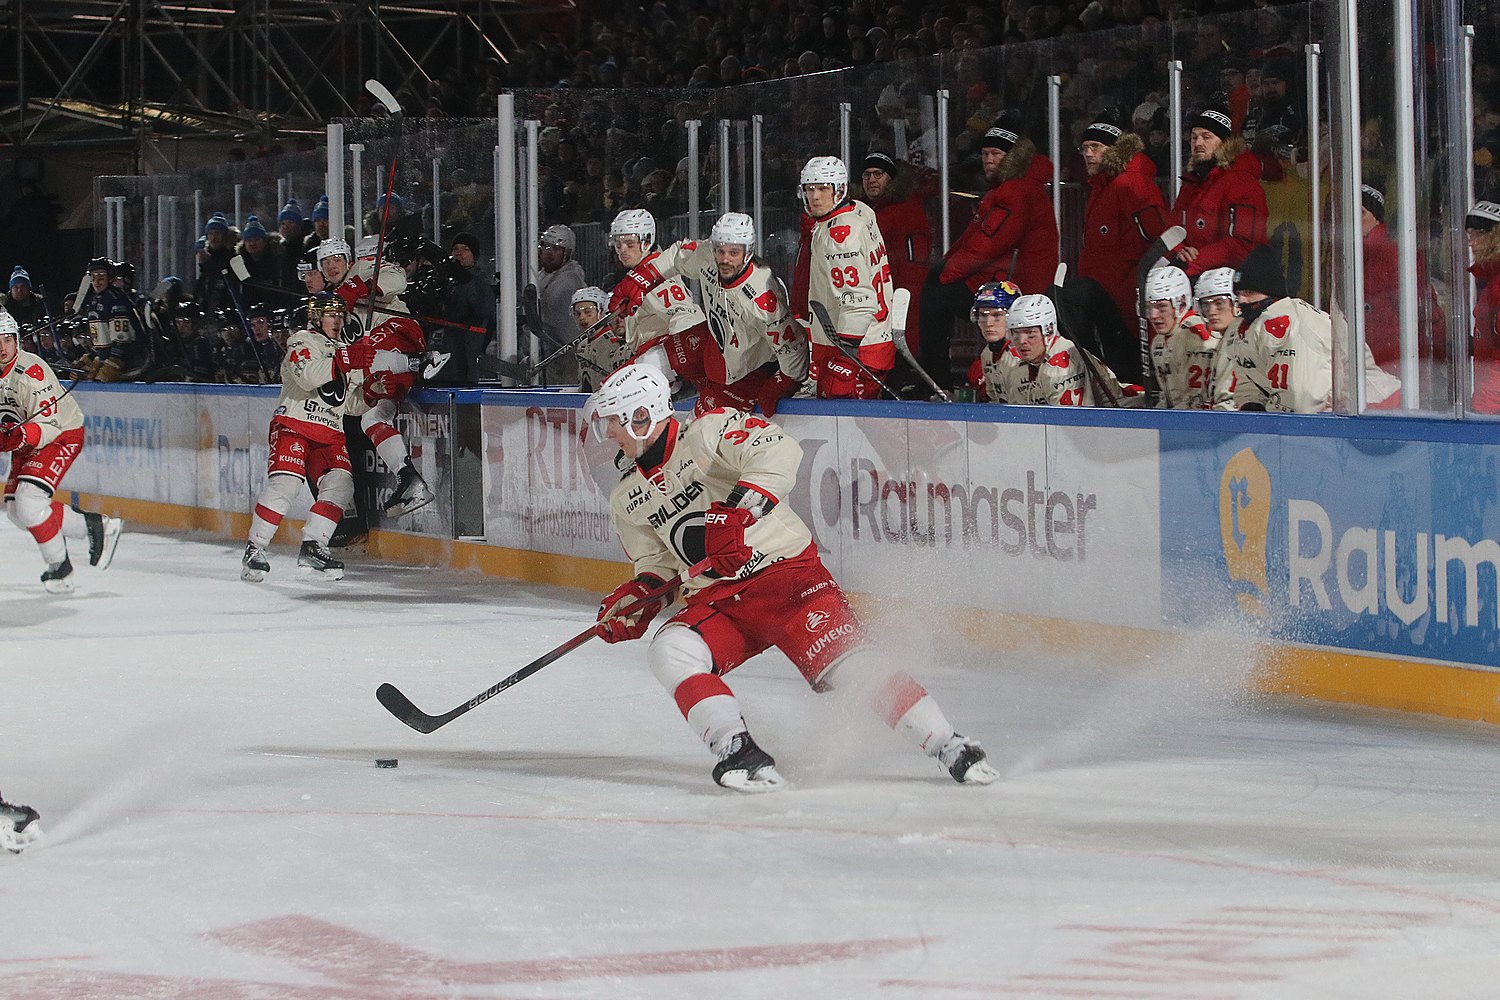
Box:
609 409 813 600
0 349 84 447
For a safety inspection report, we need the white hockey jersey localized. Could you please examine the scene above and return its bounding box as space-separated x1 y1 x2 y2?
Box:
613 250 707 358
575 329 635 392
646 240 809 385
609 408 813 600
992 335 1125 406
0 349 84 447
1150 309 1221 409
975 342 1021 402
807 201 896 370
1213 297 1332 413
272 329 357 443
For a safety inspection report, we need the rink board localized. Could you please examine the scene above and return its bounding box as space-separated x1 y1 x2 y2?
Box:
17 383 1500 723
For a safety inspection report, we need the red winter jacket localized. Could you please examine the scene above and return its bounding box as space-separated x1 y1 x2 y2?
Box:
1362 222 1447 369
869 189 932 350
940 138 1059 294
1473 258 1500 414
1169 136 1268 276
1078 133 1169 330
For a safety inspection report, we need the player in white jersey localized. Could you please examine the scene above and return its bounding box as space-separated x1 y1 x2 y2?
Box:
964 281 1023 402
240 294 362 582
584 364 998 791
619 212 809 416
604 210 709 383
993 294 1132 405
0 789 40 853
572 286 633 393
1214 245 1399 412
1143 265 1220 409
793 156 897 398
0 311 122 593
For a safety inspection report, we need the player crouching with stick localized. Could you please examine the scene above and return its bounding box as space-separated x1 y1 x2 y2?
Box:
241 294 360 582
585 364 998 791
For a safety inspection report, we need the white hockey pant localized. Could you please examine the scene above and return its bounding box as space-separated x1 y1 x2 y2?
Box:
648 625 748 757
818 647 958 756
248 469 353 549
360 400 408 472
6 482 87 566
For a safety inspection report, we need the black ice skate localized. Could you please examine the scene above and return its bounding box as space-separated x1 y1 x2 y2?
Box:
241 543 270 583
83 510 124 569
936 734 999 785
383 458 434 518
0 793 42 853
40 557 74 594
297 540 345 580
712 731 786 792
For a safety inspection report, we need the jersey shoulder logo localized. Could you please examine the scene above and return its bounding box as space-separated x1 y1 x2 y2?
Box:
1265 315 1291 340
830 225 852 244
1047 351 1071 369
24 364 45 382
753 289 778 313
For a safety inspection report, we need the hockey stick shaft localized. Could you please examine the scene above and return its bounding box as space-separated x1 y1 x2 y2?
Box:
376 556 712 733
230 267 492 336
807 300 898 400
220 269 274 381
527 308 619 375
886 287 949 401
364 79 404 332
1048 263 1122 408
1136 225 1186 399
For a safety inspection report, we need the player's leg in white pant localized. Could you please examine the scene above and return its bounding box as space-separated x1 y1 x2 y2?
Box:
362 402 433 518
10 482 73 591
296 468 352 579
242 472 303 581
648 624 785 791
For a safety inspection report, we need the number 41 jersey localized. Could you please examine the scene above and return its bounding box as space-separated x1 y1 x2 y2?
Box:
609 409 813 601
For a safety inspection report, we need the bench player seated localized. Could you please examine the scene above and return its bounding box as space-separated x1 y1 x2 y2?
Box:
991 294 1137 406
241 294 363 582
1143 265 1219 410
585 364 998 791
965 281 1023 402
572 286 632 393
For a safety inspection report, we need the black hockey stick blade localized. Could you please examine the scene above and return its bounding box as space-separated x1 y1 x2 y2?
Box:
808 300 899 400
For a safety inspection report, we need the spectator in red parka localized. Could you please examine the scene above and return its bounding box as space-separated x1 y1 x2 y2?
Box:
1361 184 1447 374
1078 120 1169 335
859 151 932 354
1465 200 1500 413
917 122 1058 388
1168 107 1268 277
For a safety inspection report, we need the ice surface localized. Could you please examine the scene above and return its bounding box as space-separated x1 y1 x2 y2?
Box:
5 529 1500 999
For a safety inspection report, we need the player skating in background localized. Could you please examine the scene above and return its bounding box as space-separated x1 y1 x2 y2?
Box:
314 237 432 517
605 209 710 387
0 789 40 853
241 294 361 582
1143 266 1219 410
965 281 1022 402
617 212 808 416
585 363 998 791
792 156 897 398
0 312 122 593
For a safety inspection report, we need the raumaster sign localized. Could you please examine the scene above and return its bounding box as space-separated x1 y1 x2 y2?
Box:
1160 422 1500 669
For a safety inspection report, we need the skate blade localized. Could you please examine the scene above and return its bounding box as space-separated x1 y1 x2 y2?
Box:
957 759 1000 785
383 492 434 518
296 564 345 582
43 579 76 595
240 567 267 583
1 822 42 853
716 767 788 793
94 519 123 570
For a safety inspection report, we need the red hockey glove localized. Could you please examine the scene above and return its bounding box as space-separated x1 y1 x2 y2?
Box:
0 422 39 452
596 573 669 643
333 339 376 373
703 502 755 577
756 372 799 418
818 355 863 399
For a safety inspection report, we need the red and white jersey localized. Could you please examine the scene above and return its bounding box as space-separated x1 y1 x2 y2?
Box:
1149 309 1220 409
647 240 809 385
609 409 812 601
1213 297 1332 413
993 334 1121 406
974 342 1021 402
272 329 354 444
0 349 84 448
613 251 707 359
807 201 896 371
576 329 634 391
332 259 410 334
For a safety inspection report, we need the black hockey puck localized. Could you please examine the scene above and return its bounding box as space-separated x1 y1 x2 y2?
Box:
375 758 398 768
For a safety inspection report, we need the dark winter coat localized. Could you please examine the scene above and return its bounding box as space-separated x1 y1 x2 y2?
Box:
1169 135 1268 276
865 167 932 348
1079 133 1169 331
939 138 1059 294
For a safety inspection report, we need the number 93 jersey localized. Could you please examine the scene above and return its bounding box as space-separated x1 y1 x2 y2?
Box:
808 199 895 371
609 409 813 600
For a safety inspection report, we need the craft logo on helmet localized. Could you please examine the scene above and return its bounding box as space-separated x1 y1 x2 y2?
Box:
1218 447 1271 616
805 609 830 633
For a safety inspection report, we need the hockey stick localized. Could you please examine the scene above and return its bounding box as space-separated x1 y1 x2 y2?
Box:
220 268 275 382
364 79 404 334
1048 263 1124 408
228 260 493 336
526 307 620 376
887 287 949 401
807 300 898 399
376 556 713 733
1136 225 1186 403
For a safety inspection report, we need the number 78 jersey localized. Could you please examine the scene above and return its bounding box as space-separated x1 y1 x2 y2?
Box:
807 200 896 370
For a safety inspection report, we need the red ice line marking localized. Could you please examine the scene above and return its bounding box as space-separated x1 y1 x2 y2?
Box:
1058 924 1386 941
0 968 476 1000
167 805 1500 919
0 956 94 965
879 979 1234 999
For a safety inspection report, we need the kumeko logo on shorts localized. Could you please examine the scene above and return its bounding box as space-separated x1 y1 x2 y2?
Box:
805 622 858 660
805 609 830 632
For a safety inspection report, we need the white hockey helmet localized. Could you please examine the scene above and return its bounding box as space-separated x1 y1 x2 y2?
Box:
316 238 353 264
540 224 576 254
609 209 657 253
798 155 849 209
585 363 673 444
1143 265 1193 318
1194 266 1236 302
710 212 755 249
1005 293 1058 344
0 309 18 340
571 285 610 312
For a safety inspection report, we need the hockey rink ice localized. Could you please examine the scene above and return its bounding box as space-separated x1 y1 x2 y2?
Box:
5 529 1500 999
